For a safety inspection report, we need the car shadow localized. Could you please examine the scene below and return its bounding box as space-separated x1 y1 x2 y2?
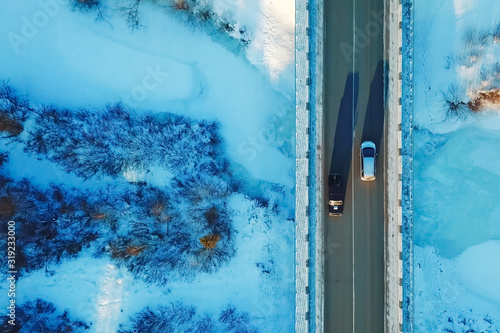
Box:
329 72 359 197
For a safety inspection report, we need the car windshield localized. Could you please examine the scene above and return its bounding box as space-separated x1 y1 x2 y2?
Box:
363 148 375 157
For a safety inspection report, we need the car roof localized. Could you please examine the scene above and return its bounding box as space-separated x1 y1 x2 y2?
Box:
363 157 375 176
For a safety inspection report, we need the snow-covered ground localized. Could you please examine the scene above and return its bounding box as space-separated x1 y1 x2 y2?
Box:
0 0 295 331
413 0 500 330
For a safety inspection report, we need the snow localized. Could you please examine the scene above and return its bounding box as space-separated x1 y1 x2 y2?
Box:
212 0 295 94
1 193 294 331
411 0 500 330
0 0 295 331
414 127 500 257
96 264 125 333
414 242 500 332
0 0 294 188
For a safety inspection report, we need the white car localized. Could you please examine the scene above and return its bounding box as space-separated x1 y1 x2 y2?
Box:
360 141 377 181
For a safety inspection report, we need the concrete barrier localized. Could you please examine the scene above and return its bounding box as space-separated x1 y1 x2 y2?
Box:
384 0 404 332
295 0 310 331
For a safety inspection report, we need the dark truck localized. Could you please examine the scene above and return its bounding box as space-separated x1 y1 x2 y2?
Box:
328 174 344 216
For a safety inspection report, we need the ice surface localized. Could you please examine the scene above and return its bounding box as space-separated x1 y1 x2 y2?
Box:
411 0 500 330
414 243 500 331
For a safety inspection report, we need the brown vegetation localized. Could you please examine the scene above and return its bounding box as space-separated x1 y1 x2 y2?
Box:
92 213 107 220
59 203 75 215
199 234 220 249
109 245 127 259
109 240 146 258
204 206 219 224
174 0 188 10
0 112 23 136
0 196 15 218
468 89 500 111
126 245 145 256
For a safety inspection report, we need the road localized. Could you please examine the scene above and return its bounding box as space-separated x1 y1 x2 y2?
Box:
323 0 386 332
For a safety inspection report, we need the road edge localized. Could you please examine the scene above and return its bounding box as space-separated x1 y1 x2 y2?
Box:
295 0 310 331
384 0 404 332
312 0 325 331
294 0 324 331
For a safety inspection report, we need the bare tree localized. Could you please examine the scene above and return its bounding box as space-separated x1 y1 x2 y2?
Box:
118 0 143 30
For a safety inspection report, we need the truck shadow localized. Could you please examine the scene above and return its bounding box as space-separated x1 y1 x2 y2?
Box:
329 72 359 197
361 60 387 153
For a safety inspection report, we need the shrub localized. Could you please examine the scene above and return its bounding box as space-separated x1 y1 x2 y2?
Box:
0 299 89 333
199 234 220 249
71 0 101 12
0 180 106 274
443 84 469 118
0 152 8 167
219 305 258 333
118 302 216 333
494 23 500 42
173 0 189 11
0 112 23 136
25 104 225 180
0 196 15 218
468 89 500 111
107 207 235 284
119 303 258 333
0 84 30 140
196 7 213 23
118 0 143 30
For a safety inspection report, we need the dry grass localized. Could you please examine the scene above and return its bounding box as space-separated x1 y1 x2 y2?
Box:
0 112 23 136
92 213 107 220
468 89 500 111
204 206 219 224
150 200 172 221
126 245 145 256
199 234 220 249
173 0 188 10
0 196 15 218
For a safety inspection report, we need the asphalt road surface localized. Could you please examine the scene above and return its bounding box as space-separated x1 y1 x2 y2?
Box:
323 0 386 331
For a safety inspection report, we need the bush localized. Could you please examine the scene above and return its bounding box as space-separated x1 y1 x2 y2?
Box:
443 84 469 118
0 170 236 283
0 112 23 137
219 305 258 333
0 180 106 274
0 299 89 333
71 0 101 12
0 84 31 139
494 23 500 42
118 0 143 30
468 89 500 111
25 104 225 180
107 202 236 284
119 303 258 333
118 302 216 333
0 152 8 168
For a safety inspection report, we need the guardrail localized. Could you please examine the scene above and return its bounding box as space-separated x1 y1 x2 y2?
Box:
295 0 324 331
309 0 325 332
384 0 404 332
295 0 311 331
401 0 415 332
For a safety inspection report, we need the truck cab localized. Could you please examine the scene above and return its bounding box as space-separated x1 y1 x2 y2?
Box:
328 174 344 216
